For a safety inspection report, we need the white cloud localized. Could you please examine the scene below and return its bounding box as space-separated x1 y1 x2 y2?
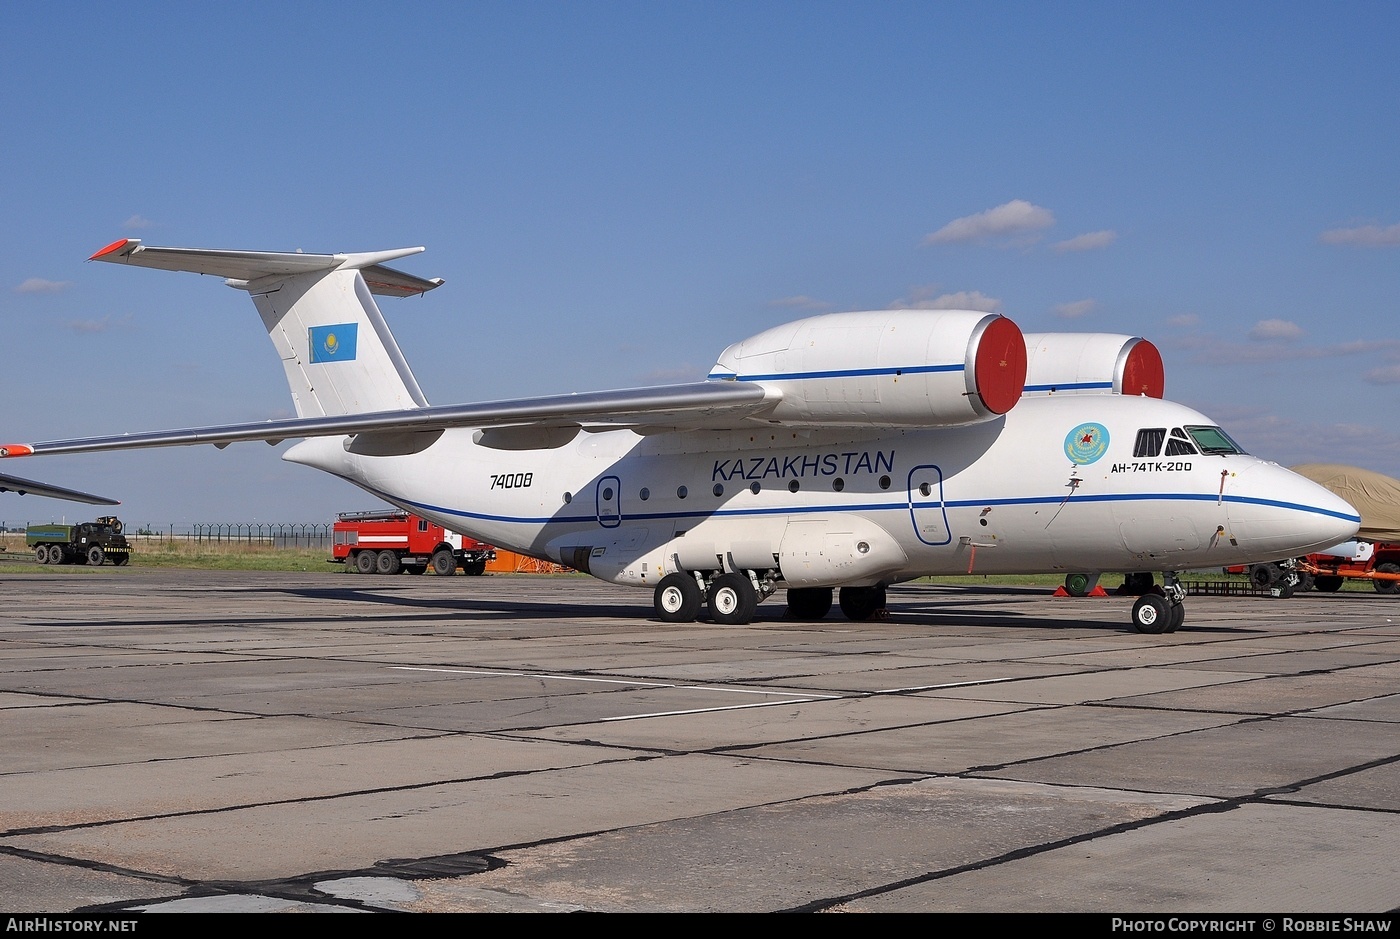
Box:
1248 319 1304 341
1171 332 1396 365
15 277 72 294
123 214 154 230
1319 223 1400 247
1054 299 1096 319
768 295 830 311
1051 230 1117 253
922 200 1055 246
1364 364 1400 385
891 286 1003 313
1167 313 1200 328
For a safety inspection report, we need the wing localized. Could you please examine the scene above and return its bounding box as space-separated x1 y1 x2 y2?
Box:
0 381 775 459
0 472 119 505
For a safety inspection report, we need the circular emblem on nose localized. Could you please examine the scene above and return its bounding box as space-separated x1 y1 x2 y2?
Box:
1065 422 1110 464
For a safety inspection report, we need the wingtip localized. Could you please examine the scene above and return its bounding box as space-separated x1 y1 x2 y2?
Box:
90 238 139 262
0 445 34 457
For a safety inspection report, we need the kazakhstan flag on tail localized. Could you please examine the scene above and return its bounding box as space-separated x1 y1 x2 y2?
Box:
309 324 358 363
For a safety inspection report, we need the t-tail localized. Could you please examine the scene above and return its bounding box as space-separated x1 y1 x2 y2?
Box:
90 239 443 418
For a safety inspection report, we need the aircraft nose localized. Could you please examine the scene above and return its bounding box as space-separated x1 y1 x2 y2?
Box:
1227 461 1361 560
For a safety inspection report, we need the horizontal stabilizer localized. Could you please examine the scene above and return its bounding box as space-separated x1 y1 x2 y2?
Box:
90 240 444 297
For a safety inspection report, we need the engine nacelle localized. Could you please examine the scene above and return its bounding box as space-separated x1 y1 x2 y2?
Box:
708 310 1026 427
1021 333 1164 398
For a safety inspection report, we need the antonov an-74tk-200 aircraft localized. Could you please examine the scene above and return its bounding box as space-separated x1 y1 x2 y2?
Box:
0 239 1360 633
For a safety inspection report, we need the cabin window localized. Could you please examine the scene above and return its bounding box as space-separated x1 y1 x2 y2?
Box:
713 483 724 497
788 479 800 493
639 487 650 501
677 486 688 499
749 481 761 494
563 492 572 503
1134 428 1166 458
833 478 845 492
878 475 891 490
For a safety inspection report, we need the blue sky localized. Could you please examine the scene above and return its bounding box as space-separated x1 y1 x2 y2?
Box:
3 1 1398 527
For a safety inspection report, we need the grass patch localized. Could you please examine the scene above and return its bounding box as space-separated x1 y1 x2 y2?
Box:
0 539 339 573
129 541 338 572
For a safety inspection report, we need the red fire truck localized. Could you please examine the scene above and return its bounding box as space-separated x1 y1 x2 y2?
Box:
332 510 496 576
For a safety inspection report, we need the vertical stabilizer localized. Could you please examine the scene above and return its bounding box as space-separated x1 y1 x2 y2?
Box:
246 268 429 417
89 240 443 418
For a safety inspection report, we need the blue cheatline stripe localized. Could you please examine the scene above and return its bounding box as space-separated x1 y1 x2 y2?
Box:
1022 381 1114 392
706 363 964 382
363 484 1360 530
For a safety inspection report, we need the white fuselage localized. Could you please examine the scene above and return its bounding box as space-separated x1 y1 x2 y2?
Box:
285 393 1359 590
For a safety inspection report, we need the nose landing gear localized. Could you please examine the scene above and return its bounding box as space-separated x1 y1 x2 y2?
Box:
1131 571 1186 634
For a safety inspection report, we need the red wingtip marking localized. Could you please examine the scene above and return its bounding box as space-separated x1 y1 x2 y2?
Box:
0 444 34 457
90 238 134 261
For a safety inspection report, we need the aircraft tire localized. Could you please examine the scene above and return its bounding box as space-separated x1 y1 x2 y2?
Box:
708 573 757 625
354 551 376 575
1250 563 1282 589
1131 594 1170 634
1314 575 1344 593
376 550 402 575
786 587 833 621
1166 601 1185 633
838 585 886 622
87 546 105 567
431 550 457 576
655 573 703 623
1374 563 1400 595
1064 572 1098 597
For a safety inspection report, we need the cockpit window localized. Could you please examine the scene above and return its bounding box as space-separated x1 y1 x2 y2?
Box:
1165 427 1197 456
1134 428 1166 458
1185 425 1246 455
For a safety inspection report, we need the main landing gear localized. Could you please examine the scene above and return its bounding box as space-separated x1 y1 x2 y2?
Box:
653 570 775 625
1130 571 1186 634
652 574 891 626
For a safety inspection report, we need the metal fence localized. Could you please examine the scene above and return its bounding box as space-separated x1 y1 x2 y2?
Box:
119 524 333 549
